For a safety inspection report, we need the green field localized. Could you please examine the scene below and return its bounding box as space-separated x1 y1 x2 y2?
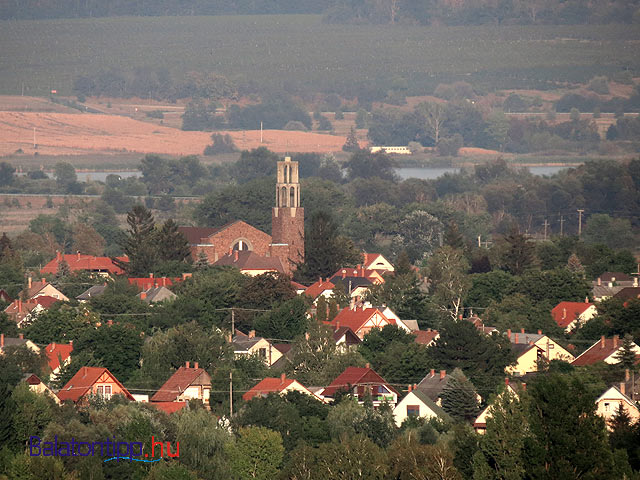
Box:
1 15 639 97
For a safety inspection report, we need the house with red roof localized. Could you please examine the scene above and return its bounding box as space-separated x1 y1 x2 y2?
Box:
551 300 597 332
4 296 60 328
304 278 335 304
151 361 211 408
23 373 60 404
40 252 127 276
0 333 40 354
572 336 640 366
57 367 134 404
362 253 395 274
0 289 12 303
333 326 362 352
329 306 394 339
243 374 318 402
320 365 398 407
412 328 439 346
45 342 73 380
214 250 285 276
596 384 640 429
128 274 187 291
19 277 68 302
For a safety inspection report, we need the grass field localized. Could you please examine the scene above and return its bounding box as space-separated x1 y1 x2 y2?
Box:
0 15 638 97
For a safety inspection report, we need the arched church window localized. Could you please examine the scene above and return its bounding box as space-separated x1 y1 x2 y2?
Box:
281 186 288 207
290 186 295 207
232 240 249 251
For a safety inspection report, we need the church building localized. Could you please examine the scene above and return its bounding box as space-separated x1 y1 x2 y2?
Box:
179 156 304 274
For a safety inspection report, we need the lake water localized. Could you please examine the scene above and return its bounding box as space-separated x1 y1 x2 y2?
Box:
396 165 570 180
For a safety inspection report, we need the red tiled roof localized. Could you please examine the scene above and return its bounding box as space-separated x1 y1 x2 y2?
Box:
214 251 284 273
551 302 594 329
243 376 295 402
40 254 127 275
332 266 380 280
4 298 39 315
151 367 210 402
45 342 73 371
273 343 292 355
413 329 439 345
57 366 134 402
291 281 307 291
128 277 180 290
329 307 392 334
333 326 361 344
304 279 335 299
151 401 187 414
33 296 60 308
598 272 632 282
322 366 398 397
572 337 625 366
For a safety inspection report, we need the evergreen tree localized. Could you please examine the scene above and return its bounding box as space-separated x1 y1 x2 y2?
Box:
566 252 585 275
328 298 339 321
0 232 12 258
56 259 71 278
316 295 328 323
499 228 535 275
342 126 360 152
614 334 637 371
394 250 413 276
444 221 465 250
195 251 209 270
114 205 158 276
157 218 191 262
440 369 480 423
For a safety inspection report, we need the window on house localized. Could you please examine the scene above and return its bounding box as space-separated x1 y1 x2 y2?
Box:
407 405 420 417
258 348 266 358
104 385 112 399
96 385 103 396
604 402 610 411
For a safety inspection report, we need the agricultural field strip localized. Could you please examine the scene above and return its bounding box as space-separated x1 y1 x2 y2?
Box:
0 15 638 96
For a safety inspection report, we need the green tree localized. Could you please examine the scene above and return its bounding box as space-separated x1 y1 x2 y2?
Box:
465 270 514 309
156 218 191 263
582 214 636 250
9 383 52 451
226 426 284 480
53 162 81 194
614 334 638 371
253 296 310 340
72 223 105 256
316 295 328 322
326 398 396 448
440 369 480 423
0 162 16 186
344 150 397 182
496 229 535 275
427 246 471 320
387 435 462 480
114 205 158 276
342 126 360 152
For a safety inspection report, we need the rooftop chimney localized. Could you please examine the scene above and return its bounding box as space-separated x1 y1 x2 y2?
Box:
234 250 239 261
613 335 619 349
19 333 23 340
515 333 519 343
585 297 589 303
634 277 639 288
50 342 56 352
342 270 346 279
505 377 509 386
28 277 32 289
408 384 412 392
186 361 190 368
69 340 73 347
140 291 147 300
83 366 87 378
0 333 3 348
366 363 370 369
507 328 512 339
440 370 446 380
538 329 542 335
620 382 626 395
149 273 154 278
194 362 198 369
249 330 255 338
521 328 525 334
281 373 286 384
522 383 526 391
562 308 567 320
601 335 605 348
597 277 601 286
77 251 81 260
41 278 45 284
430 369 435 377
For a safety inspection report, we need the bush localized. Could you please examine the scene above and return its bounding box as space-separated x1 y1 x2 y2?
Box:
436 134 463 156
587 76 609 95
203 133 238 155
146 110 165 119
317 116 333 131
283 120 308 131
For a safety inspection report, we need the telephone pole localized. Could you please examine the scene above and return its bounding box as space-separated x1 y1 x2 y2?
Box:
577 209 584 237
543 219 549 241
229 370 233 417
559 215 565 236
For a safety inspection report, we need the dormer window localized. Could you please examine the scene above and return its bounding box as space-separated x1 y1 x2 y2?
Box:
96 385 112 400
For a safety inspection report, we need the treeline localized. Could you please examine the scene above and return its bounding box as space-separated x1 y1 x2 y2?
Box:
0 0 331 19
73 69 237 102
324 0 640 25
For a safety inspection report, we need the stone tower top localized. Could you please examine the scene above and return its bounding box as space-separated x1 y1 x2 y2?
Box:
275 156 300 208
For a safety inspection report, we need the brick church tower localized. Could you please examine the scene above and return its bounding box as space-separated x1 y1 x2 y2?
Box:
270 156 304 272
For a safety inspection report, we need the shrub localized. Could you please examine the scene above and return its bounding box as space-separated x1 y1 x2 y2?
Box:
203 133 238 155
587 76 609 95
436 134 463 156
283 120 308 131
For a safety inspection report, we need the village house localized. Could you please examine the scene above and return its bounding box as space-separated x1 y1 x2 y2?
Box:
333 326 362 352
214 250 285 276
139 286 177 304
22 373 60 404
57 366 134 404
0 333 40 354
320 365 398 407
551 300 597 332
20 277 68 302
4 296 59 327
393 384 449 427
412 328 440 346
0 289 12 303
328 306 394 340
76 285 107 302
505 329 575 376
40 251 127 276
151 361 211 412
233 330 283 367
128 274 189 291
243 374 319 402
45 342 73 381
415 369 479 407
304 278 335 304
362 253 395 274
591 272 638 302
595 383 640 429
572 335 640 366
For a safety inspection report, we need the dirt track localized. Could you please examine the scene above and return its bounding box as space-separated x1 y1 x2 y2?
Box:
0 111 348 157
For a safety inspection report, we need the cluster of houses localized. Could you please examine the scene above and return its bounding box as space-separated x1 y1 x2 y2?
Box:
1 244 639 431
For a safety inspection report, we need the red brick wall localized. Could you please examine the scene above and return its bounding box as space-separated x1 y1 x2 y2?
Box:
272 207 304 270
190 221 272 263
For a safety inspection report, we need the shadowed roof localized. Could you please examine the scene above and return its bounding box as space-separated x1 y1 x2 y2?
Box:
57 366 134 402
243 376 297 401
323 366 397 397
151 367 211 402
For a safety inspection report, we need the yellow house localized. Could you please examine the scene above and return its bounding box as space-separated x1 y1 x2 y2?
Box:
22 277 69 302
506 330 574 376
232 331 283 367
596 384 640 429
474 382 519 434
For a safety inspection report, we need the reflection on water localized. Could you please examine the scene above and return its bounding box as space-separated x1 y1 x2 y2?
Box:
396 165 570 180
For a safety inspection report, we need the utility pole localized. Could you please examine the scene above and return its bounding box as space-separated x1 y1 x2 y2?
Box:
260 121 263 143
559 215 565 236
231 308 235 336
577 209 584 237
543 219 549 241
229 370 233 417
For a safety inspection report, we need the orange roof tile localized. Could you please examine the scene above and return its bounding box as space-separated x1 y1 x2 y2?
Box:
128 277 180 290
57 366 134 403
322 366 398 397
413 329 439 345
40 254 127 275
329 307 392 334
572 337 626 366
551 302 594 329
151 401 188 414
304 279 335 299
45 342 73 371
151 366 210 402
242 376 296 402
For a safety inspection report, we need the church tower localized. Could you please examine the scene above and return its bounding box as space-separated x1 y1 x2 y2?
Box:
271 156 304 271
